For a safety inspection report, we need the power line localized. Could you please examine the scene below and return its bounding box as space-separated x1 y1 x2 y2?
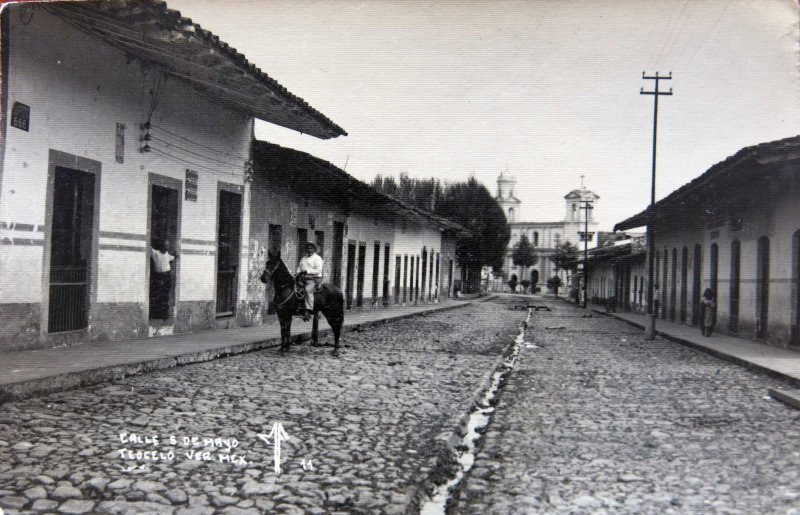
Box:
146 134 243 168
144 144 242 177
149 123 248 162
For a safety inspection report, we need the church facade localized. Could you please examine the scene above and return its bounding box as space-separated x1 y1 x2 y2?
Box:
494 173 599 291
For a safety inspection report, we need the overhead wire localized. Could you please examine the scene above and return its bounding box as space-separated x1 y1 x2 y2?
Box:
146 134 244 168
145 145 241 177
149 123 248 162
654 0 692 68
686 0 732 68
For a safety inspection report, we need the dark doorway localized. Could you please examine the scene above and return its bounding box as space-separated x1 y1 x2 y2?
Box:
421 248 428 301
332 222 344 288
268 225 282 255
680 247 688 323
383 244 391 305
372 242 381 305
356 243 366 307
756 236 770 339
531 269 539 290
296 228 308 264
48 167 95 333
403 255 409 303
670 248 677 321
394 255 401 304
315 231 325 258
710 243 719 296
435 253 440 298
429 252 435 300
216 190 241 317
345 243 356 309
793 231 800 345
448 260 453 297
729 240 740 333
415 256 420 301
624 268 631 308
661 249 668 319
692 244 702 325
149 184 179 321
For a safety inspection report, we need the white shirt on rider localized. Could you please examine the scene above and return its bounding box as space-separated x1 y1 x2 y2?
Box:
296 253 323 278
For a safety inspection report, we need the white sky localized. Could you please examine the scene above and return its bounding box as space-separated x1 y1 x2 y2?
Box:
168 0 800 230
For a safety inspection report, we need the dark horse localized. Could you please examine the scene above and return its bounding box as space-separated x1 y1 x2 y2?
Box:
260 251 345 356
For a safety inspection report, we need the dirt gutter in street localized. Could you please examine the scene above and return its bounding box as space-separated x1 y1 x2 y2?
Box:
419 307 532 515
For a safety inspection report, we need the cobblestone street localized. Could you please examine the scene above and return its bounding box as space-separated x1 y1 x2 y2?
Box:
452 298 800 514
0 302 524 514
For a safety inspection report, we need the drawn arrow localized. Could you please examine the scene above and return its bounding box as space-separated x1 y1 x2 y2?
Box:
258 422 290 474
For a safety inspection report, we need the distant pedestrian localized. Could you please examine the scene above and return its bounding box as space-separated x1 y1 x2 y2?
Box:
150 238 176 320
699 288 716 337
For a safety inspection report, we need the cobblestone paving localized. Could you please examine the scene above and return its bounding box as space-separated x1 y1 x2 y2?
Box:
0 301 525 514
452 298 800 514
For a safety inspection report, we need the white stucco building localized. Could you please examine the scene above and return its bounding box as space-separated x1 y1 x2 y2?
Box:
0 1 349 349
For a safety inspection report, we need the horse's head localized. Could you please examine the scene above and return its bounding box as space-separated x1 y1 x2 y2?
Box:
261 250 286 284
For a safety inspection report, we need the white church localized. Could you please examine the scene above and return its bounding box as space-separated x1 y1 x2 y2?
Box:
494 172 600 291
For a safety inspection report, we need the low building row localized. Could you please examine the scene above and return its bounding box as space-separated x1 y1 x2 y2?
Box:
585 135 800 349
0 1 465 351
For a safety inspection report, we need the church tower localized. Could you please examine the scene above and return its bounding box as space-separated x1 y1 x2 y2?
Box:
563 178 600 248
496 171 521 222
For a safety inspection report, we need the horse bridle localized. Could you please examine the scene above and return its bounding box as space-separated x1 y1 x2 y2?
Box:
262 260 305 307
261 259 281 279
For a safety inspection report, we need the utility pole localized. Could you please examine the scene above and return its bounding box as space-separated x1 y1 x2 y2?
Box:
579 198 594 308
641 71 672 339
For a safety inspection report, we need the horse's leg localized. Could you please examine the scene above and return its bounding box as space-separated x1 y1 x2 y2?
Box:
331 319 341 356
323 310 343 356
279 313 291 352
311 312 320 346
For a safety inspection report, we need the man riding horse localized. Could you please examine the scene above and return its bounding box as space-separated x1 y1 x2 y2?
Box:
296 241 323 321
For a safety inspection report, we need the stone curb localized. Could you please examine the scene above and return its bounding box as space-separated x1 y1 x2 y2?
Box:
406 309 524 514
591 307 800 389
0 302 474 404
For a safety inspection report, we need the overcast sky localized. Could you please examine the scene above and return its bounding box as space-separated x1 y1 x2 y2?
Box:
168 0 799 230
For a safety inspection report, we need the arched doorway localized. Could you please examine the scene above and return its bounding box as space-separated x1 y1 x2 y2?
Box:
670 248 677 321
531 269 539 290
793 231 800 345
680 247 688 323
729 240 741 333
661 249 668 318
710 243 719 296
756 237 770 339
692 244 702 325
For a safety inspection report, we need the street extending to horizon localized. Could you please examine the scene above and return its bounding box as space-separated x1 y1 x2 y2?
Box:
1 297 799 514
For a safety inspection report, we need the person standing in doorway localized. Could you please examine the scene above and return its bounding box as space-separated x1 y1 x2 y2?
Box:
150 238 176 320
699 288 716 337
296 241 323 321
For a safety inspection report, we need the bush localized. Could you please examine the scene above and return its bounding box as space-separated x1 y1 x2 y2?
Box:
546 276 562 290
520 279 531 293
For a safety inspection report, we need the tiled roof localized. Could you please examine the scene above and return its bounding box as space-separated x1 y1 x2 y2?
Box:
614 135 800 231
43 0 346 139
251 141 470 236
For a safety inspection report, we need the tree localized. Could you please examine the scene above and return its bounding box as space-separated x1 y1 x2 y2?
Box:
373 175 511 288
549 241 578 297
550 241 579 274
512 234 538 292
435 177 511 274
